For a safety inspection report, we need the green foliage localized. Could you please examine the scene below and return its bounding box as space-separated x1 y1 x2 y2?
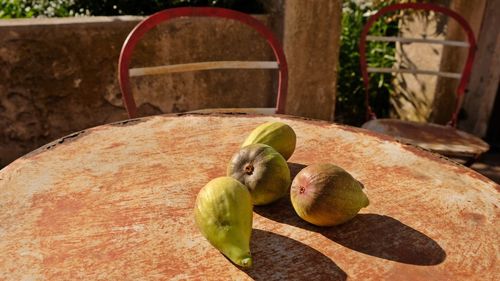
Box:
0 0 27 18
0 0 81 18
0 0 263 18
336 0 398 126
74 1 264 16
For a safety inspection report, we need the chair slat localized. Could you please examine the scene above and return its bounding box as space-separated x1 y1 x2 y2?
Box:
130 61 279 77
366 35 470 47
367 67 462 79
188 107 276 115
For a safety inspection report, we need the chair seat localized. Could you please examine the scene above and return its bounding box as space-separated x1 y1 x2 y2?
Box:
187 107 276 115
362 119 490 158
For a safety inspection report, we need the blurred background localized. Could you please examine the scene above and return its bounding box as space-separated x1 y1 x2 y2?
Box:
0 0 498 182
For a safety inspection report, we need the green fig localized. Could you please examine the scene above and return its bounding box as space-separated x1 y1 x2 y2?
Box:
241 121 296 160
228 144 291 205
290 164 369 226
194 177 253 268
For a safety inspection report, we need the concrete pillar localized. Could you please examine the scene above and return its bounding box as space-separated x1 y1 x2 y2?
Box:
283 0 342 121
430 0 486 124
459 0 500 137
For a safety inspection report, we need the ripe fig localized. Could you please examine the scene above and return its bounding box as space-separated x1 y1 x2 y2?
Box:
241 121 296 160
228 144 291 205
194 177 253 268
290 164 369 226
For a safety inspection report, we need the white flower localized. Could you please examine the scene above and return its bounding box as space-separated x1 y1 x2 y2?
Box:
363 10 378 17
353 0 374 10
343 6 353 14
46 6 55 16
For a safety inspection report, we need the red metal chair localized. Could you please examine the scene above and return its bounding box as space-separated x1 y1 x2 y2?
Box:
359 3 489 165
118 7 287 119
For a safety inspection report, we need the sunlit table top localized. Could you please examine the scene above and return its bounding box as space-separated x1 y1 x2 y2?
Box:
0 113 498 280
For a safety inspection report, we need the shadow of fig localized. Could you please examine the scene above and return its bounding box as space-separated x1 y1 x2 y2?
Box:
241 229 347 281
254 196 446 265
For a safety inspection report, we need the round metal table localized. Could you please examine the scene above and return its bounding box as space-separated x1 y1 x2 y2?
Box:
0 114 498 280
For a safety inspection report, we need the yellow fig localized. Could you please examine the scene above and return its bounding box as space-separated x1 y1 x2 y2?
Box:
228 144 291 205
194 177 253 268
290 164 369 226
241 121 296 160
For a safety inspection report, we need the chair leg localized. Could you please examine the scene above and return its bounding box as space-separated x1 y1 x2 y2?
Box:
464 153 481 167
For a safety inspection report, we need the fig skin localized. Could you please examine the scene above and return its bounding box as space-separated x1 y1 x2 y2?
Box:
241 121 296 160
194 177 253 268
228 143 291 205
290 164 369 226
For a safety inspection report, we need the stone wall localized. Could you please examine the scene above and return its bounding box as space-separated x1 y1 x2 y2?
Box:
0 15 276 167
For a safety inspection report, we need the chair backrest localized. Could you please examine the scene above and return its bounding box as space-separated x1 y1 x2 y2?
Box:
359 3 476 126
118 7 288 119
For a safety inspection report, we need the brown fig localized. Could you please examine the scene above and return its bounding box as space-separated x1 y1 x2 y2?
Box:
227 143 291 205
290 163 369 226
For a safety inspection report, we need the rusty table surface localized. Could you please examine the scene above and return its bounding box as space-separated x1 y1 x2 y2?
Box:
0 113 498 280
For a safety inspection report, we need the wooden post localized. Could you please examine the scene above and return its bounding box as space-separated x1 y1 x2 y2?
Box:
283 0 342 121
459 0 500 137
430 0 486 124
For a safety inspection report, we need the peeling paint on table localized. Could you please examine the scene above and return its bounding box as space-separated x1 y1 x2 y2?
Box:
0 113 498 280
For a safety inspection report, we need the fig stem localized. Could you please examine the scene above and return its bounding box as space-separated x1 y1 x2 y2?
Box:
244 164 254 175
